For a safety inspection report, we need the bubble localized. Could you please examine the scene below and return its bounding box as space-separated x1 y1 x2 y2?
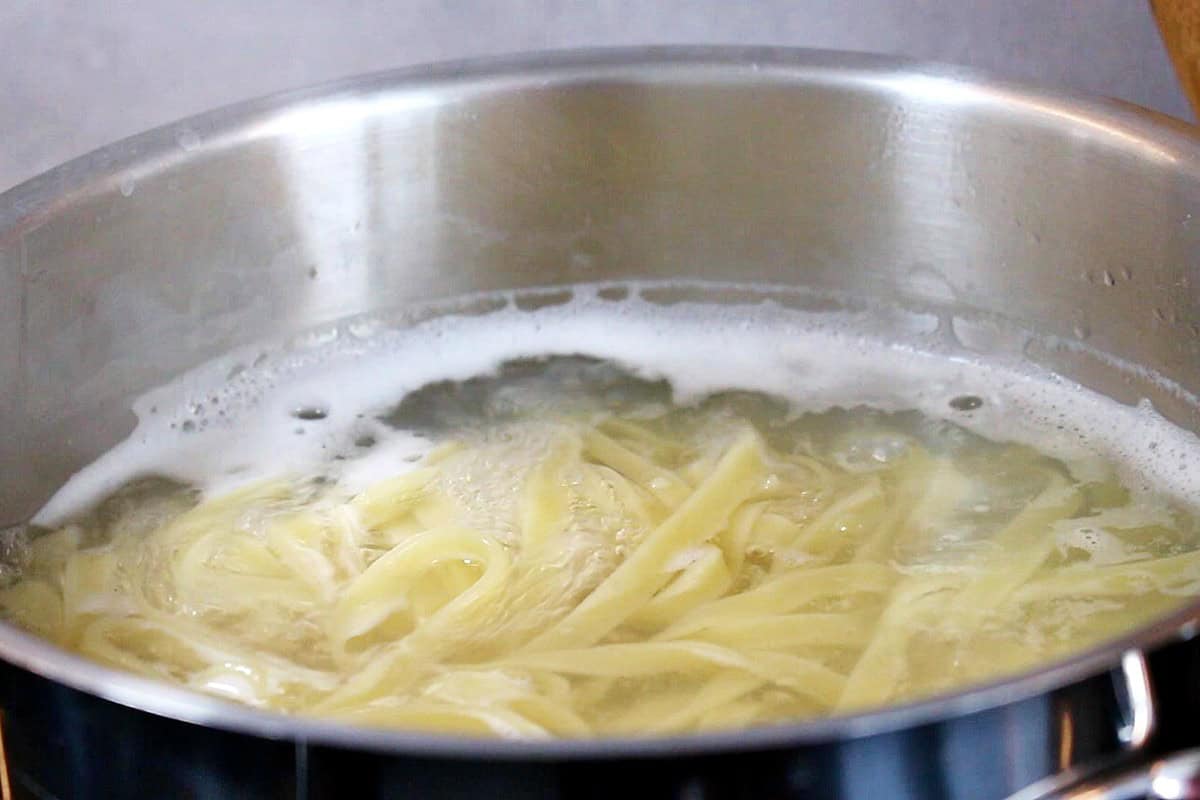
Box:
291 406 329 422
832 432 912 472
949 395 984 412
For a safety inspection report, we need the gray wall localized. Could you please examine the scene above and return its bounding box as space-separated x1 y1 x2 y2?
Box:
0 0 1188 192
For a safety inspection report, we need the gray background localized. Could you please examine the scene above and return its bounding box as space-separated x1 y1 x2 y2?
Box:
0 0 1190 193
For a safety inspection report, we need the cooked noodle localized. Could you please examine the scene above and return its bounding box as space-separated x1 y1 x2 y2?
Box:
3 374 1197 738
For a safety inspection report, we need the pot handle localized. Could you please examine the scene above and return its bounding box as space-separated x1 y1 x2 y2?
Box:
1019 650 1199 800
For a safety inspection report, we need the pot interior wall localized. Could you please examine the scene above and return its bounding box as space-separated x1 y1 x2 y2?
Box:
3 54 1200 526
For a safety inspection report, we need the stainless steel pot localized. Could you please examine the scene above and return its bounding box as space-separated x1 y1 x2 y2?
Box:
3 48 1200 800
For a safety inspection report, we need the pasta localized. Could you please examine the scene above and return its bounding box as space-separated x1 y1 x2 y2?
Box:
2 362 1198 739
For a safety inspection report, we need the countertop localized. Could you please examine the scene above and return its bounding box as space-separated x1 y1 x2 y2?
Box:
0 0 1190 192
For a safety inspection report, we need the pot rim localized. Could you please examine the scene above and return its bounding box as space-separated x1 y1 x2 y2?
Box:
2 45 1200 759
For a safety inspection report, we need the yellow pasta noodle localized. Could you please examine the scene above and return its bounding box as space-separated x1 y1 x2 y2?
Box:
1 379 1196 739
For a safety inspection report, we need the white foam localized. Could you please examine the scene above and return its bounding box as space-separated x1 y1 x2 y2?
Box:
33 283 1200 526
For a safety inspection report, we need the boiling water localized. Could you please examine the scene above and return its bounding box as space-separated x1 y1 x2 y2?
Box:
3 283 1200 738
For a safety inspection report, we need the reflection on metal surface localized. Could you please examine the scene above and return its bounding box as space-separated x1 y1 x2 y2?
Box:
1059 709 1075 770
1040 751 1200 800
0 711 13 800
282 110 373 323
1118 651 1155 749
248 92 448 143
872 72 1181 165
294 739 308 800
1150 750 1200 799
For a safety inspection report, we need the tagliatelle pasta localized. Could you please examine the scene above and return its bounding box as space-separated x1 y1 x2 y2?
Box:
3 362 1199 739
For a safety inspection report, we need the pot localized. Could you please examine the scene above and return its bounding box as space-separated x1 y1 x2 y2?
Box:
2 48 1200 800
